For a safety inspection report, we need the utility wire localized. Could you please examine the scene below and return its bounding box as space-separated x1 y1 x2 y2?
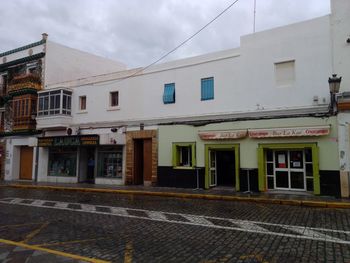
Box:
93 0 241 86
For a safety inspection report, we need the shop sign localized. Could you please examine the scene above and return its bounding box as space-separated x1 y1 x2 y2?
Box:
198 130 247 140
38 135 99 147
248 126 330 138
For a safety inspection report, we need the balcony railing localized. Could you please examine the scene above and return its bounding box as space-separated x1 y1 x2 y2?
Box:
7 74 42 94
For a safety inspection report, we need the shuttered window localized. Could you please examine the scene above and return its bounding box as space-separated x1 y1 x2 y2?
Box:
201 77 214 100
163 83 175 104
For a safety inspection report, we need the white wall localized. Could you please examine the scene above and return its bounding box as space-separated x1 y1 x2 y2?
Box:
44 41 126 87
331 0 350 92
52 15 334 128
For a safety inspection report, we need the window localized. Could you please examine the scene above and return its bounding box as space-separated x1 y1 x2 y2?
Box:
0 74 8 95
201 77 214 100
97 147 123 178
275 60 295 87
163 83 175 104
48 147 77 177
38 89 72 116
172 142 196 168
110 91 119 107
79 96 86 111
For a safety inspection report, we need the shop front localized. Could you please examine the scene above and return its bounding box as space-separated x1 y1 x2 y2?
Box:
157 117 340 196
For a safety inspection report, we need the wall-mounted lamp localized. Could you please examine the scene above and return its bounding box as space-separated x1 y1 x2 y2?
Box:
346 37 350 44
328 74 342 115
111 127 118 133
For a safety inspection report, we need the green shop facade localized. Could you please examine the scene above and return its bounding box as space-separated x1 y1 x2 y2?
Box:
157 116 340 197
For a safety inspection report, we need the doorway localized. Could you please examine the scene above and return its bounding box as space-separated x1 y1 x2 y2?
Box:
19 146 33 180
86 149 95 183
269 149 308 191
209 150 235 187
133 139 152 185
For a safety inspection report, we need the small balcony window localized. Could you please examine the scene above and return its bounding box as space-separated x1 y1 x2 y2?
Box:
110 91 119 107
79 96 86 111
38 89 72 116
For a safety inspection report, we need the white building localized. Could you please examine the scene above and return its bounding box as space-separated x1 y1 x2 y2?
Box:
0 34 126 183
4 0 349 197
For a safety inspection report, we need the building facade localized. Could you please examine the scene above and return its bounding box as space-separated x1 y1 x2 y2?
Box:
0 34 126 182
2 0 349 198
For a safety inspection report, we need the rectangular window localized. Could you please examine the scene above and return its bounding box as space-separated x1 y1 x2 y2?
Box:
38 89 72 116
172 142 196 168
48 147 77 177
97 147 123 178
275 60 295 87
110 91 119 107
79 96 86 110
201 77 214 100
163 83 175 104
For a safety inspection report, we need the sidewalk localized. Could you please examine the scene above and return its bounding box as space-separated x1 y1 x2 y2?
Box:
1 181 350 209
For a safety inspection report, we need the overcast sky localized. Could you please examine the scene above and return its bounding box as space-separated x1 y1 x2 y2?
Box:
0 0 330 68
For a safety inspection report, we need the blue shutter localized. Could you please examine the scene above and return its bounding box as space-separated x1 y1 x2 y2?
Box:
201 77 214 100
163 83 175 104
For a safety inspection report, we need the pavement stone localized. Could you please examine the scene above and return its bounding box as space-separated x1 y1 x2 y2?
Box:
0 187 350 262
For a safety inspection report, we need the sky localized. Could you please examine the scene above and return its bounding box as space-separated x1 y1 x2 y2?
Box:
0 0 330 69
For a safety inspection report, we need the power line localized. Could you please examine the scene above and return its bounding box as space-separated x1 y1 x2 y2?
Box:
93 0 241 86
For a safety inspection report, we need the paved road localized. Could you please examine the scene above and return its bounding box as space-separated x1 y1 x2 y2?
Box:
0 188 350 262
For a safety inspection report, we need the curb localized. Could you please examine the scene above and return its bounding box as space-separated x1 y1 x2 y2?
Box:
1 184 350 209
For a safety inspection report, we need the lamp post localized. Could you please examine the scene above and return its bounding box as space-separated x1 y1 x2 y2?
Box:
328 74 342 115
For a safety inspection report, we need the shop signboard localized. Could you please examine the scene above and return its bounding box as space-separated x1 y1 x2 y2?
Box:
198 130 247 140
38 135 99 147
248 126 330 138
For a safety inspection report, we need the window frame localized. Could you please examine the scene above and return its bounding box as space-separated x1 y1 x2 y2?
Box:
79 95 87 111
163 83 175 104
109 91 119 108
38 89 72 116
201 77 214 101
172 142 196 169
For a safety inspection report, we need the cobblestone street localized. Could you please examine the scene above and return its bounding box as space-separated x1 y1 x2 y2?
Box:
0 188 350 262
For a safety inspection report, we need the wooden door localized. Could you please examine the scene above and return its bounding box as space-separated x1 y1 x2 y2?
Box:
143 139 152 182
133 140 144 185
20 146 33 180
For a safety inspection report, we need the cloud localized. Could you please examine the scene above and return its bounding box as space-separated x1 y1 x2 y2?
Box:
0 0 330 68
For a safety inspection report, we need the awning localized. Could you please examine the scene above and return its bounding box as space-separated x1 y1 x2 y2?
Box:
198 130 247 140
248 125 331 138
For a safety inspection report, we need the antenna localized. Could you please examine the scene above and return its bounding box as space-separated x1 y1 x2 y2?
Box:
253 0 256 33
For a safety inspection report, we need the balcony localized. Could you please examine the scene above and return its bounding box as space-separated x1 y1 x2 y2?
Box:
12 117 36 131
7 74 42 94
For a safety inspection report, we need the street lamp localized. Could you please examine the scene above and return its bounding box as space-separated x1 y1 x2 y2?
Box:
328 74 342 114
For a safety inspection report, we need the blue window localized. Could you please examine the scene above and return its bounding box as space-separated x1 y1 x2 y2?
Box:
163 83 175 104
201 77 214 100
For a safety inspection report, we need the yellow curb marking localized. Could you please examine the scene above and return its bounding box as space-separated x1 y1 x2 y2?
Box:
2 184 350 209
34 237 107 247
0 238 110 263
124 241 133 263
22 221 49 243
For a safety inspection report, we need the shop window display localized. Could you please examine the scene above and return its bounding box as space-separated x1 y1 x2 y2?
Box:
97 148 123 178
48 148 77 177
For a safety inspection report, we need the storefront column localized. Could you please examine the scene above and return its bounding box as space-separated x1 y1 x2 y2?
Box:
257 146 265 192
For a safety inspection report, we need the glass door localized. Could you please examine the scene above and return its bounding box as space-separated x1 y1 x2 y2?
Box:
275 150 289 189
209 150 217 187
289 150 305 190
273 150 306 191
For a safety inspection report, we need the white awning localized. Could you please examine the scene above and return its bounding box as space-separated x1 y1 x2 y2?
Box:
198 130 247 140
248 125 331 138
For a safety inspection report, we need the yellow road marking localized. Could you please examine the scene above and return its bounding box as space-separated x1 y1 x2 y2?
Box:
124 241 133 263
22 222 49 243
34 237 107 247
0 238 110 263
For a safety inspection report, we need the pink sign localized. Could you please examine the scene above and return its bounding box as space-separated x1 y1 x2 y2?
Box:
198 130 247 140
248 126 330 138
